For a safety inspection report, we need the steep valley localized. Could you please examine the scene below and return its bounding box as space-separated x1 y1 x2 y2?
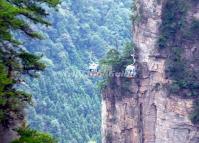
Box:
23 0 132 143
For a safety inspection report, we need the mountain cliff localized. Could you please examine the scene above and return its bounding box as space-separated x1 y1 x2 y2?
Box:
102 0 199 143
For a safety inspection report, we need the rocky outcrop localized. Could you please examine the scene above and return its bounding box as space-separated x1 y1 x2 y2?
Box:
102 0 199 143
0 120 21 143
0 126 18 143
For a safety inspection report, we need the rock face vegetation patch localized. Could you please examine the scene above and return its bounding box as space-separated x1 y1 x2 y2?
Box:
158 0 199 124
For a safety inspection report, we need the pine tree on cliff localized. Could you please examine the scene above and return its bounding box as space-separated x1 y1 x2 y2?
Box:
0 0 59 142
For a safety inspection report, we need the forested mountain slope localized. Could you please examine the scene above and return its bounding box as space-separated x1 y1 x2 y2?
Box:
23 0 132 142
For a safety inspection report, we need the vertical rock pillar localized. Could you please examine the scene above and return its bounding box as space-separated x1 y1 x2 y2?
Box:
102 0 199 143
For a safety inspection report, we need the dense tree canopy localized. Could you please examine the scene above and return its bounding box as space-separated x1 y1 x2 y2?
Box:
22 0 132 142
0 0 59 142
12 127 58 143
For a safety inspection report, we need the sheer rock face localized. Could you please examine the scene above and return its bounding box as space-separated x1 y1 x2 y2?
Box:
102 0 199 143
0 120 21 143
0 126 18 143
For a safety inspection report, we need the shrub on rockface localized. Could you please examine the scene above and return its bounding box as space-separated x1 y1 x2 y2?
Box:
158 0 199 124
100 43 135 73
159 0 199 97
99 43 135 90
12 127 58 143
158 0 188 49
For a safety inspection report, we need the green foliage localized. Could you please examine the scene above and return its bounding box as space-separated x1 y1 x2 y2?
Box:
0 60 32 124
100 43 135 73
43 0 60 7
98 43 135 90
19 52 46 77
97 78 109 90
0 0 54 126
0 1 59 141
25 0 132 142
158 0 188 48
0 62 12 93
0 0 59 44
120 43 136 70
12 127 58 143
159 0 199 124
100 48 121 72
0 89 32 126
159 0 199 97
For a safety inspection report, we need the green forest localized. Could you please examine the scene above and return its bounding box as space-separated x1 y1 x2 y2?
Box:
1 0 199 143
1 0 132 143
0 0 59 143
0 0 132 142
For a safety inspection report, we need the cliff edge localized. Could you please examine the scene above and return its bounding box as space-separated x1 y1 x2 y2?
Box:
102 0 199 143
